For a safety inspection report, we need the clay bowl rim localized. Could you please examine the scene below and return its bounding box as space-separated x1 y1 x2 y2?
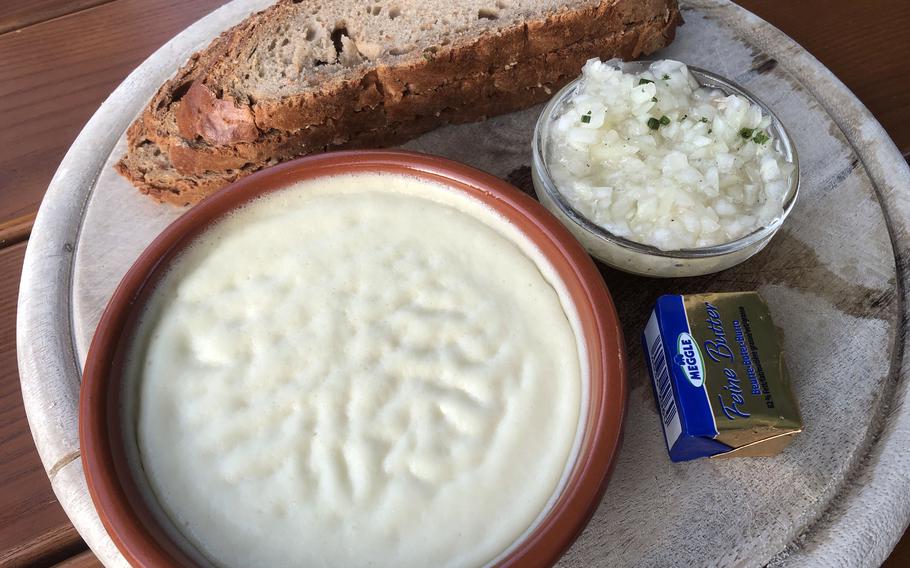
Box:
79 149 627 568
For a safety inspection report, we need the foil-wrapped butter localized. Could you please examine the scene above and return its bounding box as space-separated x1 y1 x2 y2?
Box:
642 292 802 462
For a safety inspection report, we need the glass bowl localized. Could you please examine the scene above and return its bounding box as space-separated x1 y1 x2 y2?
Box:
531 60 800 277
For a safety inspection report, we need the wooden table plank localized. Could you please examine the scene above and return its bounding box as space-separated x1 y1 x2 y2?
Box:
884 526 910 567
0 213 37 249
0 1 112 35
0 0 230 232
0 242 85 568
52 550 103 568
734 0 910 159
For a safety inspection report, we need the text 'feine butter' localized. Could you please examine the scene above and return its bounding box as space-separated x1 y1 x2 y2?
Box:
642 292 802 462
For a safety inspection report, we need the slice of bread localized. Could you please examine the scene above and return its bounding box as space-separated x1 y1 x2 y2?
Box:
118 0 682 205
115 122 258 204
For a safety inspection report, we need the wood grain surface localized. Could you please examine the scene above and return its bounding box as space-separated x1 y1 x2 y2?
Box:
0 213 37 249
0 0 908 566
0 0 230 231
0 242 83 568
0 1 112 34
885 534 910 568
736 0 910 158
51 550 103 568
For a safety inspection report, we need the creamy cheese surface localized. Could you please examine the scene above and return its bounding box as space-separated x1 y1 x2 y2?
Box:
129 173 585 568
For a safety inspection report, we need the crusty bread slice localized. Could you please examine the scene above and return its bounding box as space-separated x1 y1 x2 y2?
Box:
115 122 256 205
118 0 681 204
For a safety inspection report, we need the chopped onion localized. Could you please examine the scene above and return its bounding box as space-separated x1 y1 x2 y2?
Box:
547 58 794 250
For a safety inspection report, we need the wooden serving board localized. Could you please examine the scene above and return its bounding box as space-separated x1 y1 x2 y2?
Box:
17 1 910 566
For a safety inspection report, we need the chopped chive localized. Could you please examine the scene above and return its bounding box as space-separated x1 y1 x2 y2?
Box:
638 78 654 85
662 73 670 80
739 127 755 139
659 115 671 126
679 114 688 122
753 131 770 144
651 96 658 103
647 117 661 130
708 129 713 134
700 117 709 123
580 114 591 124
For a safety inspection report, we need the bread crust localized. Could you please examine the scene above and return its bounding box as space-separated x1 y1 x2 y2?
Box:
117 0 682 204
247 0 680 135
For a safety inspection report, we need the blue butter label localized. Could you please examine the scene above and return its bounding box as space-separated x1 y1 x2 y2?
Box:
643 296 727 462
675 333 704 388
643 312 682 451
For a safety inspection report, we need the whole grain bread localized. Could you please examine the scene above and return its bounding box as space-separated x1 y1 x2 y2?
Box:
118 0 682 205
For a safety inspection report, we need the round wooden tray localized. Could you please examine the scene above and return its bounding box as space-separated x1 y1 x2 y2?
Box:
17 1 910 566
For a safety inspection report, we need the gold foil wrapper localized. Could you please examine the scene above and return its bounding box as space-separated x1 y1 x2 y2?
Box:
682 292 802 457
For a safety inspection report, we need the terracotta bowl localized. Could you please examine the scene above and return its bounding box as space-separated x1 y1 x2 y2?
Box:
80 150 627 567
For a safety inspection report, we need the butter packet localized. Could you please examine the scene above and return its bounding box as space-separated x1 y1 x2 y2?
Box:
642 292 802 462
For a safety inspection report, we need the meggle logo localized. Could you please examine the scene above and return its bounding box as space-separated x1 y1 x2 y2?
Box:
675 333 705 388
